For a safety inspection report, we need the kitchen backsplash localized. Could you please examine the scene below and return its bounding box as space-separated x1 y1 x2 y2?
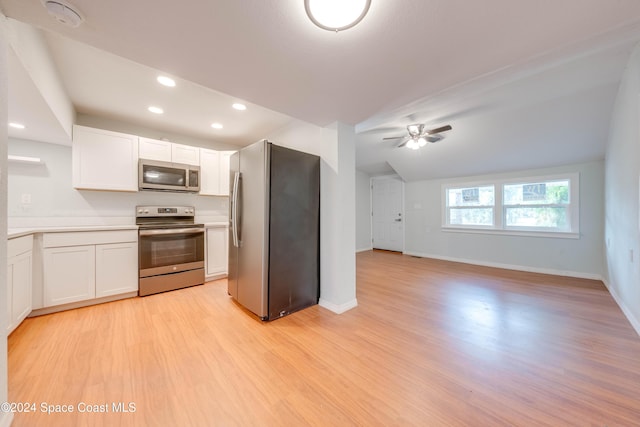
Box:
7 138 229 227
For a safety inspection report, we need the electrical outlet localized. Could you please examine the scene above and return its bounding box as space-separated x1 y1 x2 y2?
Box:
630 249 634 263
21 193 31 204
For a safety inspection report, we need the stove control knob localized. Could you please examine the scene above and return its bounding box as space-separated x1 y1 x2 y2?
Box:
144 209 149 214
137 209 143 214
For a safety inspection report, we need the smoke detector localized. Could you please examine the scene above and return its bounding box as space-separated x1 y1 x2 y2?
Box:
42 0 84 28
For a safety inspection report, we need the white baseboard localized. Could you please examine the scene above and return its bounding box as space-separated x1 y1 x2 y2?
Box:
319 298 358 314
0 412 14 427
402 251 602 281
205 272 228 282
601 277 640 337
356 247 373 253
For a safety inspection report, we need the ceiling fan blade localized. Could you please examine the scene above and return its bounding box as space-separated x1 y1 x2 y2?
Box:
397 138 410 148
426 125 452 135
382 136 405 140
426 135 443 143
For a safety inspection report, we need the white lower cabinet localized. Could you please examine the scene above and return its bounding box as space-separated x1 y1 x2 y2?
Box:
42 230 138 308
44 245 96 307
7 251 33 335
95 243 138 298
206 226 228 278
7 235 33 335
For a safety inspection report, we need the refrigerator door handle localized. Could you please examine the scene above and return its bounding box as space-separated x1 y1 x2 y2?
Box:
231 171 240 247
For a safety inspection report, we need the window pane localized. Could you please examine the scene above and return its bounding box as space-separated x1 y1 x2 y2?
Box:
449 208 493 226
505 207 568 229
504 180 569 205
448 186 494 207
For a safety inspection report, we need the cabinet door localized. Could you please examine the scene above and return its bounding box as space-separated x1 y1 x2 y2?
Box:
206 227 228 277
44 246 96 307
199 148 220 196
11 252 32 328
6 264 13 334
139 137 172 161
95 242 138 298
72 125 139 191
172 143 200 165
218 151 234 196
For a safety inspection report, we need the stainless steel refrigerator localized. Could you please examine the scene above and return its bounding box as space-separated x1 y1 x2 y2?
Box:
228 140 320 320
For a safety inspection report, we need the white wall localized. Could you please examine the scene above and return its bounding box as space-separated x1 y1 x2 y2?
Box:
7 138 228 226
604 42 640 334
355 170 372 251
267 120 357 313
403 160 604 278
0 12 12 427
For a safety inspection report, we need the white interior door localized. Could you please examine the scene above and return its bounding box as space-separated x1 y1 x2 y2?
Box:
372 177 404 252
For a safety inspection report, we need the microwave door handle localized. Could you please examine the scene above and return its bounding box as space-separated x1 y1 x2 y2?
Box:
231 172 240 247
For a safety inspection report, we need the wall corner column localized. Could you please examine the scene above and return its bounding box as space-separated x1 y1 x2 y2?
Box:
318 122 357 314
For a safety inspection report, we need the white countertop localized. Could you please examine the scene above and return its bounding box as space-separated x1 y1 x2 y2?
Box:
8 223 227 239
8 225 139 239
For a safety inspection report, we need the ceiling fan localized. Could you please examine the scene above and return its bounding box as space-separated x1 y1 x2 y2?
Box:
383 124 452 149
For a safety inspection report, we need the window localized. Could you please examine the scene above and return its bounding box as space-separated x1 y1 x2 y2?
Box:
446 185 495 227
503 180 570 231
443 173 579 237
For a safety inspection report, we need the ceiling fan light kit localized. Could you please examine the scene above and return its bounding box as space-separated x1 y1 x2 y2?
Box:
383 123 453 150
305 0 371 32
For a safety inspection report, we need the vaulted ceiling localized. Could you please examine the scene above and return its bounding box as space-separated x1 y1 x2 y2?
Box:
3 0 640 180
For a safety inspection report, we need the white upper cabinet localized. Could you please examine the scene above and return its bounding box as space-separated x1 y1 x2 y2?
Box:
200 148 234 196
139 137 200 165
172 143 200 165
138 137 172 162
200 149 221 195
72 125 139 192
219 151 233 196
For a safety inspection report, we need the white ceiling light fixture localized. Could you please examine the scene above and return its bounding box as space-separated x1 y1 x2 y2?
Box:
157 76 176 87
211 123 223 129
148 106 164 114
41 0 84 28
9 122 26 129
305 0 371 32
232 103 247 111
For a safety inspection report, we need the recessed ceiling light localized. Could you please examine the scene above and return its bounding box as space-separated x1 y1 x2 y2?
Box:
148 106 164 114
232 103 247 111
9 122 25 129
211 123 223 129
157 76 176 87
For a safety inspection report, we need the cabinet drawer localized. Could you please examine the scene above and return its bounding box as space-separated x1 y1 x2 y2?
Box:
43 230 138 248
8 235 33 258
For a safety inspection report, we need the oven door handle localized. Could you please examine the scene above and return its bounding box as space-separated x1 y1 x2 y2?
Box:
231 171 240 247
139 227 205 236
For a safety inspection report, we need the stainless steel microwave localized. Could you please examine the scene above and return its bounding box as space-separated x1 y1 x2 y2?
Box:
139 159 200 193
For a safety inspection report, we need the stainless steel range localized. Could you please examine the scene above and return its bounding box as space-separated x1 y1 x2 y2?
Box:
136 205 205 296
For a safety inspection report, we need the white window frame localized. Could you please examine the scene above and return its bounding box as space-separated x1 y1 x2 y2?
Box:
442 173 580 239
441 182 497 230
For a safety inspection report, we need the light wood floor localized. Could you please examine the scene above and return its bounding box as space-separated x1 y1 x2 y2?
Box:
8 250 640 426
